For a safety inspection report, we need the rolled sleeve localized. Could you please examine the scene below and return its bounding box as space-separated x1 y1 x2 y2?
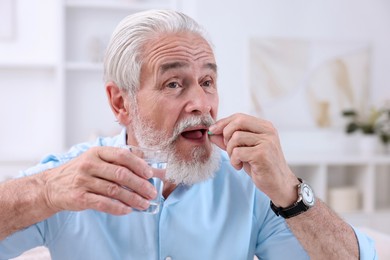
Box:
353 227 378 260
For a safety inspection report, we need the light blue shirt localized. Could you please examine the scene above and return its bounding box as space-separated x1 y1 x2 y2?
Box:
0 129 377 259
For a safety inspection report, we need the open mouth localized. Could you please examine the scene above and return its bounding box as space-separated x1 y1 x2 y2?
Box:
180 127 208 140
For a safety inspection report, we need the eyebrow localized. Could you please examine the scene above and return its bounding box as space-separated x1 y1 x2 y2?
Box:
160 62 189 74
205 62 218 73
159 62 218 74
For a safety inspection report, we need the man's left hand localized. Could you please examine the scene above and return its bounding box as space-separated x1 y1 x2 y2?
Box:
208 113 300 207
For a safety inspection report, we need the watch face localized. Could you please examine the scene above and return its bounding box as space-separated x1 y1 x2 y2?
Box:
301 183 315 207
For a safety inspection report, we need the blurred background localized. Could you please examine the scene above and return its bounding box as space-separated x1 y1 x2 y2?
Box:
0 0 390 238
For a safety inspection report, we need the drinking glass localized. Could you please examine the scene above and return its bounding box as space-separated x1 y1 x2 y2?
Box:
122 145 168 214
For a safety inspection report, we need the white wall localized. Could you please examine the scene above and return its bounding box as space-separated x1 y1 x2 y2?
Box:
0 0 62 163
0 0 59 65
181 0 390 119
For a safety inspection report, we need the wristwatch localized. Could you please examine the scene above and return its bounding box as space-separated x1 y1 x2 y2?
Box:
270 178 315 219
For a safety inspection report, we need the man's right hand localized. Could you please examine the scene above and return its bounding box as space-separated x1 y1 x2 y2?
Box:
41 146 162 215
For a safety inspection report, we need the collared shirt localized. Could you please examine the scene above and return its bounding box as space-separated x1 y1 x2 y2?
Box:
0 129 377 260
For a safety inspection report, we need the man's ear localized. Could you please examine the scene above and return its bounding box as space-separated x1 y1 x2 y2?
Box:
106 82 132 125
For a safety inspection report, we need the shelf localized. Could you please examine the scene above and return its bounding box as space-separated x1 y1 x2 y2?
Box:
286 152 390 165
0 160 39 165
66 62 103 71
65 0 172 11
0 62 56 70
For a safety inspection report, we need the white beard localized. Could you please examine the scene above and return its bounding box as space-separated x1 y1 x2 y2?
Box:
165 145 221 185
131 110 221 185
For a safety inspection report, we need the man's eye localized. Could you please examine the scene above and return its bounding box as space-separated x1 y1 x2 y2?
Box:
167 82 180 89
201 80 213 87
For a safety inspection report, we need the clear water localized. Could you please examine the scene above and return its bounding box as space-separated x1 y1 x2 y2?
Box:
148 161 167 169
142 201 160 214
134 161 166 214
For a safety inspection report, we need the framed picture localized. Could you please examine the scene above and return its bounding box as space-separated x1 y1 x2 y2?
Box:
0 0 16 40
249 37 371 131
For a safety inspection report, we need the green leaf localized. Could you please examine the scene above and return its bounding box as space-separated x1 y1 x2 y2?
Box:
342 110 357 117
346 122 359 133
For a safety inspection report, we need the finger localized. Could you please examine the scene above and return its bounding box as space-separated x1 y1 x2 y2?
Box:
209 114 273 145
209 134 227 150
86 177 153 210
208 114 236 135
221 115 272 145
117 147 166 180
81 193 133 215
230 148 244 170
87 163 157 200
225 131 261 156
209 115 240 146
94 147 154 179
230 146 259 171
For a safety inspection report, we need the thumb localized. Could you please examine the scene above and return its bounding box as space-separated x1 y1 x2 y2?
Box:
151 168 166 180
209 134 226 151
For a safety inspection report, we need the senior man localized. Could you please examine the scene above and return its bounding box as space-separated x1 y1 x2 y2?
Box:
0 9 376 259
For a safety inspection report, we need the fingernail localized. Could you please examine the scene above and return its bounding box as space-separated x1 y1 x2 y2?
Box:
144 168 153 179
141 199 150 209
123 206 132 214
148 187 157 199
208 125 216 133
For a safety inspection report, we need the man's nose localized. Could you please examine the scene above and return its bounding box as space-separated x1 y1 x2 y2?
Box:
185 85 212 115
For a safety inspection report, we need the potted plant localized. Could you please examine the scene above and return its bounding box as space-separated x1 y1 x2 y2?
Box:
374 105 390 153
342 108 379 135
342 107 380 154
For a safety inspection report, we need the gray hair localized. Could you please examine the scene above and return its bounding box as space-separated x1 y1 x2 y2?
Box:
103 9 212 98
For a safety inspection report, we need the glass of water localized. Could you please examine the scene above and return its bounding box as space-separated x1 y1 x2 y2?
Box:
122 145 168 214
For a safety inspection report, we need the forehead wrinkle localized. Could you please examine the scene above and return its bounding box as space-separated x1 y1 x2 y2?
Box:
158 60 217 77
147 46 213 67
143 38 215 73
146 53 215 78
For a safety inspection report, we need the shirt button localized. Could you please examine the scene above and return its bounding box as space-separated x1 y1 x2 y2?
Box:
165 257 172 260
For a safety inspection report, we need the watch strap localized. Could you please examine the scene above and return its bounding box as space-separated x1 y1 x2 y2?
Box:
270 178 312 219
270 199 309 219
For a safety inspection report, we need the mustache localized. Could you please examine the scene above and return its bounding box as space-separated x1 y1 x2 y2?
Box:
170 115 215 142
